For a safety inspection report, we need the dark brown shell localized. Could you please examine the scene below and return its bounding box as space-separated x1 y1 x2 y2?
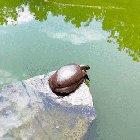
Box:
49 64 89 96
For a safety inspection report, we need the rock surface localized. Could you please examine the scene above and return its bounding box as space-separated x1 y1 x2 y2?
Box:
0 71 96 140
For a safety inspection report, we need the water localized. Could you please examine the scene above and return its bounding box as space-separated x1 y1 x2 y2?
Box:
0 0 140 139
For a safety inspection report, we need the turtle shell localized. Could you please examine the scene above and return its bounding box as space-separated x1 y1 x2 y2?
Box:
49 64 87 95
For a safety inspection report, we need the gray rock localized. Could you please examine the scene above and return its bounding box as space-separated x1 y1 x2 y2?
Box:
0 71 96 140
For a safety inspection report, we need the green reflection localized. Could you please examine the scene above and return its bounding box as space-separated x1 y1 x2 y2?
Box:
0 0 25 24
0 0 140 61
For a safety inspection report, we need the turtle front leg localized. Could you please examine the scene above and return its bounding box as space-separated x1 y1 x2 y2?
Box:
85 74 90 81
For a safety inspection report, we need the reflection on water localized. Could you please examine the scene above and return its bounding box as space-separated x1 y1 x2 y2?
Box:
0 0 140 61
42 17 107 45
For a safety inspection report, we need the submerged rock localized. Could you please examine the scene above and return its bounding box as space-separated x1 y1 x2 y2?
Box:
0 71 96 140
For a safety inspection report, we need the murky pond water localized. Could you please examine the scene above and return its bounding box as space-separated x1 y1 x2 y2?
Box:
0 0 140 139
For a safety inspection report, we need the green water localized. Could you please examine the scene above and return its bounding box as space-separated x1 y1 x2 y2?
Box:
0 0 140 139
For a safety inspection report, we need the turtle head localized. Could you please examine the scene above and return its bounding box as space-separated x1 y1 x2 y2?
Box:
80 64 90 71
79 64 90 81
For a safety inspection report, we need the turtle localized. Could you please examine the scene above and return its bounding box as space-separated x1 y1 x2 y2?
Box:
48 64 90 96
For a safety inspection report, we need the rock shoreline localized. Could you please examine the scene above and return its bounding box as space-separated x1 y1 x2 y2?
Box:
0 71 96 139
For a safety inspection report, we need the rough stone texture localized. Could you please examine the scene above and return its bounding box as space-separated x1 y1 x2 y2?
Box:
0 71 96 140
